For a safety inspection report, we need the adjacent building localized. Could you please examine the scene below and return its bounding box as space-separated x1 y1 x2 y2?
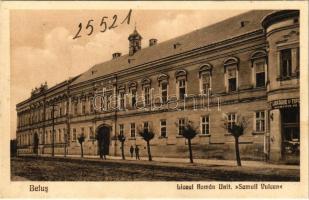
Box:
16 10 300 163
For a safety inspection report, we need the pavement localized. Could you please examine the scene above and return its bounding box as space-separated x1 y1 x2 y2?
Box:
18 153 299 170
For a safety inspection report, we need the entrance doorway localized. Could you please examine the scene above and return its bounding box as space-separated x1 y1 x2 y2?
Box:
281 107 300 163
97 126 110 157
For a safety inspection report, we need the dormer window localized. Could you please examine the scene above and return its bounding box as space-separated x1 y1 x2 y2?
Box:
199 64 212 95
224 57 239 93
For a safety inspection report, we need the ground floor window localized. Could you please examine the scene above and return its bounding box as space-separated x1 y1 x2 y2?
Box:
201 116 210 135
255 111 265 132
130 123 136 138
160 120 167 137
178 118 185 135
72 128 77 141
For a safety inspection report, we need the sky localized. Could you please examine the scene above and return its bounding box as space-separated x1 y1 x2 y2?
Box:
10 9 247 139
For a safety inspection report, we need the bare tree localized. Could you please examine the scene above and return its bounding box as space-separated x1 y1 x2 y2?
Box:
138 125 155 161
117 134 126 160
222 114 247 166
77 134 85 158
176 120 198 163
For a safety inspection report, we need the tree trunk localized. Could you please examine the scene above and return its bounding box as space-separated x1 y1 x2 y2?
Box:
235 137 241 166
81 143 84 158
147 141 152 161
188 139 193 163
121 141 125 160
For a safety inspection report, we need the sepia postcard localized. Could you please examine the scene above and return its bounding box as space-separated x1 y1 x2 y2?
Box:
0 1 308 198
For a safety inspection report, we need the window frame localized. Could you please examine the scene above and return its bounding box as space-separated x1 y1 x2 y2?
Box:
200 115 210 135
160 119 167 138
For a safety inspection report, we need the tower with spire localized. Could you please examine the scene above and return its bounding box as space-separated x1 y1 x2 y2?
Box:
128 26 142 56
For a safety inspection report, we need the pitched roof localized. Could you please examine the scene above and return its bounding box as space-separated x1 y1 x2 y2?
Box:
72 10 274 85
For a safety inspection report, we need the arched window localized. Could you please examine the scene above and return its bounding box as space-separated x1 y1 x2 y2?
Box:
158 74 169 103
251 50 267 88
199 64 212 95
224 57 239 92
175 69 187 100
141 78 151 105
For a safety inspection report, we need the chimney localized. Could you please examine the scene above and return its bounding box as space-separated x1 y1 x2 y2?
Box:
149 38 158 47
112 52 121 59
240 20 249 27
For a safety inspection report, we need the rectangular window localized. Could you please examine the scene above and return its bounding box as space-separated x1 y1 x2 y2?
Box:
81 127 85 138
201 73 211 94
72 128 77 141
74 102 78 115
160 120 167 137
82 101 86 114
90 99 94 113
178 118 185 135
161 83 168 103
63 128 66 142
280 49 292 77
106 95 111 111
255 61 265 87
144 121 149 133
89 127 94 139
130 123 136 138
201 116 210 135
179 80 186 100
58 129 62 143
255 111 265 132
227 113 237 133
144 87 150 105
227 68 237 92
120 92 125 109
119 124 124 136
50 130 53 143
131 90 136 108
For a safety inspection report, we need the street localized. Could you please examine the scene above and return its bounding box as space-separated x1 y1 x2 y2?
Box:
11 156 300 181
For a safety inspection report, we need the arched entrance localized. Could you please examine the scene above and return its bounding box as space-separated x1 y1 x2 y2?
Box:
97 126 111 158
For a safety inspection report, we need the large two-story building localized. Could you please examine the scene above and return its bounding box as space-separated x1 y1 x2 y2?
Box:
16 10 300 163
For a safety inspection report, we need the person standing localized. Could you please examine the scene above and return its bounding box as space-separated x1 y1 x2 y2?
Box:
130 145 134 158
135 145 140 160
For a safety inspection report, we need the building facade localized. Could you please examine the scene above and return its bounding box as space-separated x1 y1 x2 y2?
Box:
16 10 300 163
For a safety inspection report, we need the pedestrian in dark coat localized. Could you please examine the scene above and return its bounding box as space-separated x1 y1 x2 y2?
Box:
130 145 134 158
135 145 140 160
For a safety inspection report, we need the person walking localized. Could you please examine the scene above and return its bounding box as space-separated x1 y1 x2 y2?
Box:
135 145 140 160
130 145 134 158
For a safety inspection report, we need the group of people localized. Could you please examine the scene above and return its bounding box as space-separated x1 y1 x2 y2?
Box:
130 145 140 160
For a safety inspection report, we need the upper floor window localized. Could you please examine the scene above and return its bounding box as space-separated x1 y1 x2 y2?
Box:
161 82 168 103
178 80 186 100
144 87 150 105
201 116 210 135
158 74 169 103
199 64 212 95
255 111 265 132
89 98 94 113
280 49 292 78
141 78 151 106
119 92 125 110
251 50 267 88
160 119 167 137
74 102 78 115
255 60 266 88
129 81 137 108
224 57 239 93
81 101 86 114
175 70 187 100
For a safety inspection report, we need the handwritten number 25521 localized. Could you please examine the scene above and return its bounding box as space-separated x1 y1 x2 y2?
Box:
73 9 132 40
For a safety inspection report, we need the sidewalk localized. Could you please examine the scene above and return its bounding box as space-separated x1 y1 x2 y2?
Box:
31 153 299 170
